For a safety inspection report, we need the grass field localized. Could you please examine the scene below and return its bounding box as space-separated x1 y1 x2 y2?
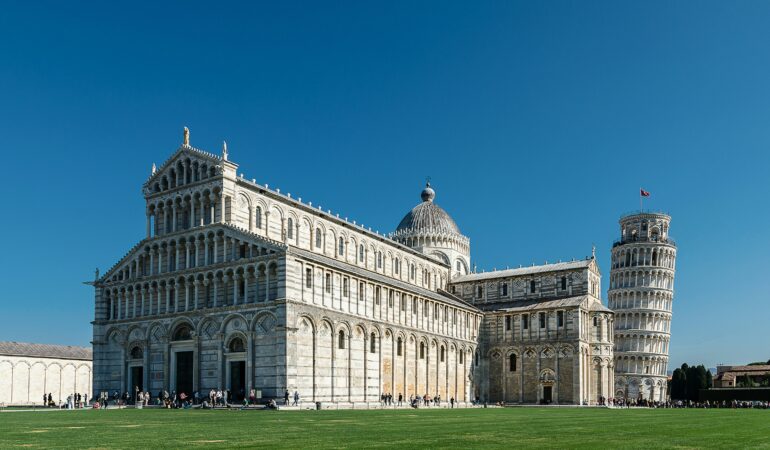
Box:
0 407 768 449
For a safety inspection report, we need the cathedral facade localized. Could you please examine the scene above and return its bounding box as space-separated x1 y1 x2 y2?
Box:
91 130 613 406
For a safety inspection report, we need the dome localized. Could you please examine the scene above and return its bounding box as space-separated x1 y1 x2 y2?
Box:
395 182 461 235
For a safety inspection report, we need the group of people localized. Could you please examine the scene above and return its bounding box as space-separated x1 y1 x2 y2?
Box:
44 392 88 409
409 394 456 408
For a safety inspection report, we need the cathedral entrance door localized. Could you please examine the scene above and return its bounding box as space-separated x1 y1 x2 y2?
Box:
229 361 246 402
175 351 194 397
130 366 144 397
542 386 552 404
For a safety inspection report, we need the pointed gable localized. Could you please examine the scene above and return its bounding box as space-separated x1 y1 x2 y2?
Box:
142 145 229 197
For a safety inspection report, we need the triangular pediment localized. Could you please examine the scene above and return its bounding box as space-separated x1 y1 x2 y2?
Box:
142 145 229 195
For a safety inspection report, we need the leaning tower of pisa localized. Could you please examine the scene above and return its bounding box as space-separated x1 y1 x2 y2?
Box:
608 212 676 402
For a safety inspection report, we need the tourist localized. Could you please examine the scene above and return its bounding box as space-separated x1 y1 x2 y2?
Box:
224 389 229 406
284 389 290 406
293 390 300 406
249 388 256 405
398 393 403 406
450 397 455 408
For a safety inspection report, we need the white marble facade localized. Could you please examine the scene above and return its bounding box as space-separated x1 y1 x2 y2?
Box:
91 130 614 405
0 342 92 406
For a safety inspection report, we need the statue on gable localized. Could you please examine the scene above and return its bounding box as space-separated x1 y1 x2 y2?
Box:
183 126 190 146
222 140 228 161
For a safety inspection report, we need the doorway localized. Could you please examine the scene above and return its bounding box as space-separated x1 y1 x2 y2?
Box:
175 351 194 396
542 386 552 404
130 366 144 399
230 361 246 401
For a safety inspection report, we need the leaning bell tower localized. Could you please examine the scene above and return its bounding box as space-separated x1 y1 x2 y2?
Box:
608 212 676 402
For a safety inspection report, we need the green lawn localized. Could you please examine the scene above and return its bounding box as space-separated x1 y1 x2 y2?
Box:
0 407 768 449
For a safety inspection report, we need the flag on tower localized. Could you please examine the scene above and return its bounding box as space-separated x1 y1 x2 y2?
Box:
640 188 650 197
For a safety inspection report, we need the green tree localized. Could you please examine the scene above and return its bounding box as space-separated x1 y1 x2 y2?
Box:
670 368 686 400
706 369 713 389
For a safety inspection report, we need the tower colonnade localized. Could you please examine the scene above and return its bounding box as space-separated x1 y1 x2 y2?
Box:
609 212 676 403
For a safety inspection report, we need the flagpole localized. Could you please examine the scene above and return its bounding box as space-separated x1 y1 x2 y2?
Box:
639 187 642 213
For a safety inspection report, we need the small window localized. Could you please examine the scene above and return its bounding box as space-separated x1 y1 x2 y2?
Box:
388 290 394 308
343 277 349 297
440 346 445 362
561 276 567 290
359 282 365 301
287 218 294 239
557 310 564 327
539 312 546 329
315 229 322 248
228 337 245 352
130 346 143 359
255 207 262 229
359 244 365 262
397 337 403 356
375 286 381 305
370 333 377 353
419 342 425 359
456 261 461 272
509 354 517 372
377 252 383 269
475 350 479 367
412 298 417 314
410 264 416 280
505 315 511 331
459 351 464 364
338 237 345 256
522 314 529 330
338 330 345 349
530 280 536 293
501 283 508 296
305 268 312 289
477 286 483 298
325 273 331 294
593 316 598 327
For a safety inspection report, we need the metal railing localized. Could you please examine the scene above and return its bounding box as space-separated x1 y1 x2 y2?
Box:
613 236 676 248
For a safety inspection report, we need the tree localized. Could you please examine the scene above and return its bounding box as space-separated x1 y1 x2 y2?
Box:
670 368 686 400
706 369 713 389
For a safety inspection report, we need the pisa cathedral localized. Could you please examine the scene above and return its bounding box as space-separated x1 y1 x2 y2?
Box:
91 129 672 406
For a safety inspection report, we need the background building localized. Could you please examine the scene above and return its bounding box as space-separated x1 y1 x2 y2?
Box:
608 212 676 402
0 342 92 406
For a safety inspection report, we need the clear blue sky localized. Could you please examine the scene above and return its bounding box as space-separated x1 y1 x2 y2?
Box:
1 1 768 370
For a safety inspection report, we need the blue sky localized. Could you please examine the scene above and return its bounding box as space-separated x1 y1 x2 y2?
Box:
1 1 768 369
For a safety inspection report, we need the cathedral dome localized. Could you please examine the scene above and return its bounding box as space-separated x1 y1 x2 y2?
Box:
396 182 461 235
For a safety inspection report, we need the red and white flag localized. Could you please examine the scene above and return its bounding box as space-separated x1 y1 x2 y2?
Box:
640 188 651 197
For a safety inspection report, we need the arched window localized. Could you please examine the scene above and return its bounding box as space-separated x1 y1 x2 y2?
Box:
130 346 143 359
359 244 365 262
397 337 403 356
338 237 345 256
255 206 262 229
419 342 425 359
456 261 461 272
440 346 445 362
411 264 416 280
228 337 245 352
315 228 322 248
338 330 346 349
370 333 376 353
377 252 382 269
509 354 517 372
459 351 464 364
287 218 294 239
172 324 192 341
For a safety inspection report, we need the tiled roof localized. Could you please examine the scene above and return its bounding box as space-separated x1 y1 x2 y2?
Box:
452 259 592 283
482 295 612 314
0 342 92 361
